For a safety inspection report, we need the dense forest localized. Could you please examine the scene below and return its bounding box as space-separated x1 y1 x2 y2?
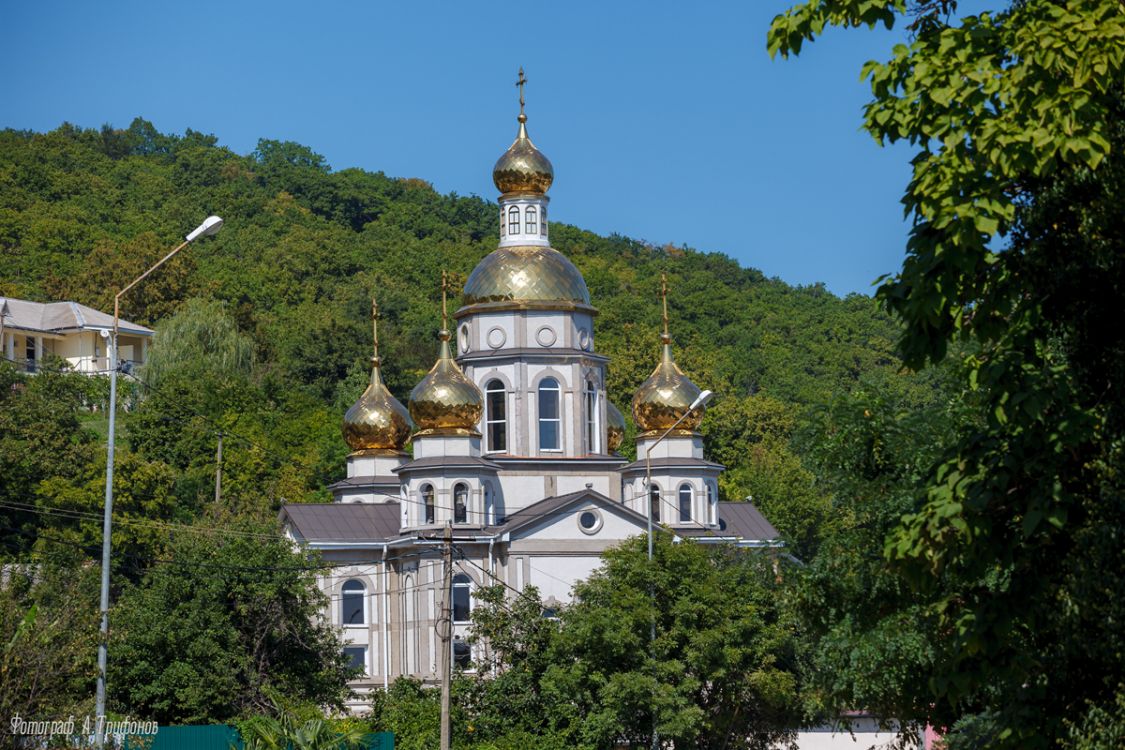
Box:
0 117 933 539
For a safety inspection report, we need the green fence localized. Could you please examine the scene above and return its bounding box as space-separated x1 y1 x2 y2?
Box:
122 726 393 750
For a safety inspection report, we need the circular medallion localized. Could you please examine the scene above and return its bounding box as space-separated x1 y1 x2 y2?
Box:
486 327 507 349
535 325 557 348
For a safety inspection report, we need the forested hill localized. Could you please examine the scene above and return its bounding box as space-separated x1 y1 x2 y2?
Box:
0 118 927 525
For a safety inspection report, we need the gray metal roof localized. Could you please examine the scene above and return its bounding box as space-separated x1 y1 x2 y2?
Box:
489 488 649 535
393 456 501 473
678 501 779 543
621 457 725 474
282 502 401 541
0 297 153 336
327 475 401 490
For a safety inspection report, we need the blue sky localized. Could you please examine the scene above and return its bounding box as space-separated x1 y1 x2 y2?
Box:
1 0 938 296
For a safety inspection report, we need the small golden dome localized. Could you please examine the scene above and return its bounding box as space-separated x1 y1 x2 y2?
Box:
460 245 591 312
606 400 626 453
409 330 483 436
631 335 705 435
343 356 412 453
493 120 554 195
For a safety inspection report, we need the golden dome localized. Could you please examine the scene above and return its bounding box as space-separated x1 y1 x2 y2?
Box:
343 356 412 453
460 245 591 313
631 336 705 435
409 330 483 436
493 120 554 195
606 400 626 453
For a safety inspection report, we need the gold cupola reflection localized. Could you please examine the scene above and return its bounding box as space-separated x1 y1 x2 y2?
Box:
409 273 484 436
343 299 413 453
492 67 554 196
631 274 706 435
606 400 626 453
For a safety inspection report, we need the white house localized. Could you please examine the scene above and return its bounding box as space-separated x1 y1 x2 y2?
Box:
279 89 780 712
0 297 153 374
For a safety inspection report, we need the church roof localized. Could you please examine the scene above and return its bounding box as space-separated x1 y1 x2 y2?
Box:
490 488 648 535
282 502 401 542
678 501 779 544
620 457 725 473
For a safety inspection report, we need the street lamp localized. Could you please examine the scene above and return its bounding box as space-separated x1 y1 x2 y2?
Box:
642 388 713 750
94 216 222 743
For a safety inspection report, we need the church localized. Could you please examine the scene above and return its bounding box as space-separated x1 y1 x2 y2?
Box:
280 75 779 709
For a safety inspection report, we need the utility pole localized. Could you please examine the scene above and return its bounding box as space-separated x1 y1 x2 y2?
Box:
214 431 223 504
439 520 453 750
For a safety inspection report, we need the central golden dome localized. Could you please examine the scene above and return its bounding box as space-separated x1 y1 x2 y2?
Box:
409 330 483 436
631 335 705 435
460 245 592 312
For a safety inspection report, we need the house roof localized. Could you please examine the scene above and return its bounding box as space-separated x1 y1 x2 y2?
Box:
282 502 401 542
0 297 154 336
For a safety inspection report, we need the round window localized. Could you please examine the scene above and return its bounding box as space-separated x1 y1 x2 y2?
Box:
486 327 507 349
535 325 557 348
577 509 602 534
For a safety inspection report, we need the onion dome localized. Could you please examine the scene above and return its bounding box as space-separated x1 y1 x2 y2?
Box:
461 245 591 311
631 274 706 435
493 121 554 195
492 68 553 195
632 335 704 435
343 301 412 453
410 276 484 436
606 400 626 453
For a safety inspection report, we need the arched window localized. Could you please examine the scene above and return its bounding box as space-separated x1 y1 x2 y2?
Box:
540 206 547 236
525 206 537 235
584 381 598 454
499 208 506 236
452 573 472 623
422 484 435 525
707 483 716 525
508 205 520 235
538 378 561 451
485 380 507 453
454 483 468 524
341 580 365 625
679 484 693 523
650 484 661 523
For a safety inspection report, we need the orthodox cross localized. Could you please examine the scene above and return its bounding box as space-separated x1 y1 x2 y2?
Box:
371 297 380 362
516 67 527 120
441 270 450 332
661 272 671 339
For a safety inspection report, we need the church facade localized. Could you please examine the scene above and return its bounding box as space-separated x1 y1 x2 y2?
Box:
280 81 779 709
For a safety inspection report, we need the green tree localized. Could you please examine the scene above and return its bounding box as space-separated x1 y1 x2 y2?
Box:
542 535 800 750
770 1 1125 745
141 297 254 387
108 519 353 723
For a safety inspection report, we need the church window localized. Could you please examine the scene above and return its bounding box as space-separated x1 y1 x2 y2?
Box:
578 508 603 535
454 483 468 524
525 206 537 235
452 573 472 623
485 380 507 452
538 378 561 450
499 208 506 236
508 206 520 235
341 580 365 625
707 483 716 525
679 484 693 523
343 645 367 675
584 381 598 454
422 484 435 525
540 206 547 236
453 639 472 670
650 484 661 523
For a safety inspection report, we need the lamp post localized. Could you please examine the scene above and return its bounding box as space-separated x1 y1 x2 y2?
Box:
94 216 222 743
642 388 713 750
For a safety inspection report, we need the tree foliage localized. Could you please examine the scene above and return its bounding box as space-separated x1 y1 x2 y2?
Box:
770 1 1125 745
